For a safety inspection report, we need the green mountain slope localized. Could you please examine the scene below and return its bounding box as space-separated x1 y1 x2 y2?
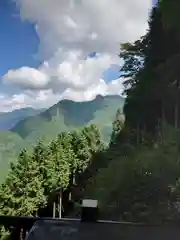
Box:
11 95 125 143
0 108 45 182
0 131 23 182
0 95 124 183
0 107 45 131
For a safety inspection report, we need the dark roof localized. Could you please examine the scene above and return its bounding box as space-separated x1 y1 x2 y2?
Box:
26 219 180 240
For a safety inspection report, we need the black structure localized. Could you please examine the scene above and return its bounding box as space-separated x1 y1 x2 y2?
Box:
0 199 180 239
0 215 180 240
81 199 98 222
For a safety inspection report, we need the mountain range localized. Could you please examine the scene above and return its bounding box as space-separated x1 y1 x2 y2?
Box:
0 108 45 131
0 94 124 182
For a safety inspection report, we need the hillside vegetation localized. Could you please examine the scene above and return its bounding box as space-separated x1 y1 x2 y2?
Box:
2 2 180 239
83 2 180 222
0 124 105 238
11 95 124 144
85 124 180 222
0 132 23 182
0 95 124 183
0 108 44 131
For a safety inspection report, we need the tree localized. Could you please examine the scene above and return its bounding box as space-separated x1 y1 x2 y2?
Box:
47 139 70 192
110 108 124 146
70 130 90 173
84 2 180 223
119 4 180 144
82 124 104 153
159 0 180 32
0 124 105 239
0 149 46 216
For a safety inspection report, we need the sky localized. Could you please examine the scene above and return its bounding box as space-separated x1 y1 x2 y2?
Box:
0 0 151 112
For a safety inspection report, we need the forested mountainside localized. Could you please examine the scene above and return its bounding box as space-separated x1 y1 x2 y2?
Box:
0 95 124 183
0 124 106 239
11 95 124 143
85 2 180 222
2 1 180 239
0 108 45 131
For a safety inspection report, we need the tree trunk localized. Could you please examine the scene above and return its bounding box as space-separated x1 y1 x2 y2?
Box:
69 172 76 201
136 122 140 146
53 201 56 218
59 189 62 219
142 124 146 143
161 101 165 144
174 101 179 129
161 100 165 124
174 80 180 129
19 228 24 240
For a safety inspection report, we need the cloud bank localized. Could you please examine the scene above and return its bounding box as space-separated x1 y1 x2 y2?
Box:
1 0 151 111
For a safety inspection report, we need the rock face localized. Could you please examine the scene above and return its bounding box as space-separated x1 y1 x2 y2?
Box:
26 219 180 240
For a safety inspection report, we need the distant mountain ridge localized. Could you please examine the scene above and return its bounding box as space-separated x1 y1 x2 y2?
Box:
11 95 125 143
0 108 45 131
0 95 124 182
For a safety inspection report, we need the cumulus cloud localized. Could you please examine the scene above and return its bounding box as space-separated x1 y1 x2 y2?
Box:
0 91 59 112
3 67 49 90
1 0 151 111
16 0 151 57
0 78 124 112
3 52 119 92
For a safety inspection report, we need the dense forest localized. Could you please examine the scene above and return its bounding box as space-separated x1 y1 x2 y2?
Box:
2 0 180 238
84 0 180 223
0 124 105 239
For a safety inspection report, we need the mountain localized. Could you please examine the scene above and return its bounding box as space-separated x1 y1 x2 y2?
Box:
11 95 125 143
0 108 45 131
0 131 23 182
0 108 45 182
0 95 124 183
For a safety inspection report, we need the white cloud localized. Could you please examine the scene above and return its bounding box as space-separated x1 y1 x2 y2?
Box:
1 0 151 111
3 67 49 90
3 52 118 92
16 0 151 57
0 78 124 112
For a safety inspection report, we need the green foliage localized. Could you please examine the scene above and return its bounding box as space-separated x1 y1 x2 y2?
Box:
0 96 124 184
159 0 180 31
84 2 180 224
83 2 180 223
0 132 23 183
85 126 180 222
120 4 180 136
0 108 45 131
11 95 124 143
110 108 124 146
0 149 46 216
0 226 10 240
2 1 180 230
0 124 104 226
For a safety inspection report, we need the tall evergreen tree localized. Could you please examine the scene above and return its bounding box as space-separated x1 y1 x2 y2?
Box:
110 108 124 146
120 4 180 142
0 149 46 216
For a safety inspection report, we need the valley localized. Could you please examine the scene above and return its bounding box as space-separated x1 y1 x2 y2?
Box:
0 95 124 182
2 2 180 239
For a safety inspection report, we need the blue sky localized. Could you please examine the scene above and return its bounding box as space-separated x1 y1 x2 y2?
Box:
0 0 39 77
0 0 150 111
152 0 158 7
0 0 120 82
